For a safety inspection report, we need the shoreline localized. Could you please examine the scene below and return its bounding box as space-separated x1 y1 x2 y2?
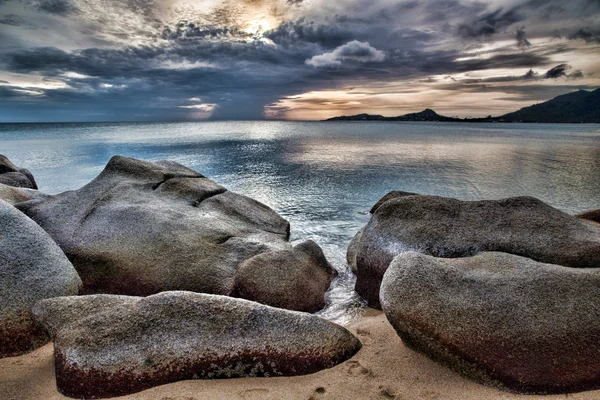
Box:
3 308 600 400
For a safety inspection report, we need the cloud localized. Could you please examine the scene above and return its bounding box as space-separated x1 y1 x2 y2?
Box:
544 63 571 79
306 40 386 68
33 0 78 15
0 0 598 121
0 13 26 26
516 27 531 48
265 18 354 48
569 27 600 43
178 103 218 111
458 7 525 39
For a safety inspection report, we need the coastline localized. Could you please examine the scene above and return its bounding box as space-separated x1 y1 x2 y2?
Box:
3 308 600 400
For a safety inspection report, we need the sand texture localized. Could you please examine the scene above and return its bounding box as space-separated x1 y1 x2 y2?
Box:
2 309 599 400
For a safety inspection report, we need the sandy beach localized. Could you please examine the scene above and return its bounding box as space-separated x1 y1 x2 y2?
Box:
1 308 598 400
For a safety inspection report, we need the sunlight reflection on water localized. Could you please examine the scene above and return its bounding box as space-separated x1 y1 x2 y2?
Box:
2 121 600 324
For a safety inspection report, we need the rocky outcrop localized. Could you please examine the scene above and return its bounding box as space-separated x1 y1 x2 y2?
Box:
33 291 361 398
380 251 600 394
0 155 38 189
0 200 81 358
17 156 334 312
351 192 600 307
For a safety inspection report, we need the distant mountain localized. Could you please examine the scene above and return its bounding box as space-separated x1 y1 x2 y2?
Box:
325 89 600 123
327 113 387 121
387 109 460 122
326 108 461 122
498 89 600 123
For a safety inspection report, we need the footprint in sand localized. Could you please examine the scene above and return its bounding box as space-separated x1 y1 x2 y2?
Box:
346 360 372 377
356 328 371 337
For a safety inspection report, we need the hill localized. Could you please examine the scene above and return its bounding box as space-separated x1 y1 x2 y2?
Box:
499 89 600 123
325 89 600 123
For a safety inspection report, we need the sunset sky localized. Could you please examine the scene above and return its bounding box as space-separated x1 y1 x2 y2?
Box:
0 0 599 121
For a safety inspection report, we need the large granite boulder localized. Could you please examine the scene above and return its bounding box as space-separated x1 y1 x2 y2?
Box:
351 192 600 306
0 154 38 189
33 291 361 398
232 240 334 313
17 156 334 312
380 251 600 394
0 200 81 357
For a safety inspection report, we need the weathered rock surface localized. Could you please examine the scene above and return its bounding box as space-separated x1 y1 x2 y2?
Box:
232 240 334 313
17 156 334 312
0 183 32 204
33 291 361 398
0 155 38 189
380 251 600 394
0 200 81 358
351 192 600 306
577 209 600 224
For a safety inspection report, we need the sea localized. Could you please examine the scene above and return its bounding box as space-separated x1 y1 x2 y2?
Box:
2 121 600 323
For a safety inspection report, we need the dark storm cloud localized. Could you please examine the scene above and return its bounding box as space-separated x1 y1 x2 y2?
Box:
544 63 570 78
33 0 78 15
161 22 251 41
265 18 354 48
516 27 531 48
458 7 526 39
569 27 600 43
0 13 25 25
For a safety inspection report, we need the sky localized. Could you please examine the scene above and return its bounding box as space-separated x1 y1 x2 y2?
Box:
0 0 599 121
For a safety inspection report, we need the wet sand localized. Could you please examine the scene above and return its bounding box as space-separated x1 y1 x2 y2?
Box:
1 308 598 400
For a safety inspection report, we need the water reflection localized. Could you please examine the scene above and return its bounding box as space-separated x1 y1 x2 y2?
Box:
2 121 600 325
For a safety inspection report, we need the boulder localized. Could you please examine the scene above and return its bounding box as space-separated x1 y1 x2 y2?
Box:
33 291 361 398
232 240 334 313
352 192 600 307
0 200 81 357
380 251 600 394
0 154 38 189
17 156 334 312
577 209 600 224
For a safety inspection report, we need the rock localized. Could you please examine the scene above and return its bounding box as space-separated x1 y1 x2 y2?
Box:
33 291 361 398
0 183 32 204
577 209 600 224
231 240 334 313
368 190 419 214
17 156 333 312
0 155 38 189
347 227 364 274
0 200 82 358
380 251 600 394
352 193 600 307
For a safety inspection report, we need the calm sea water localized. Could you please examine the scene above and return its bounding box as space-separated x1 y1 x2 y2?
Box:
2 121 600 323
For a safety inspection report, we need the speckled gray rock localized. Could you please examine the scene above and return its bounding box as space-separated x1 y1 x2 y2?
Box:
232 240 334 313
0 154 38 189
381 251 600 394
33 291 361 398
352 192 600 307
17 156 334 312
0 200 81 357
347 191 418 273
